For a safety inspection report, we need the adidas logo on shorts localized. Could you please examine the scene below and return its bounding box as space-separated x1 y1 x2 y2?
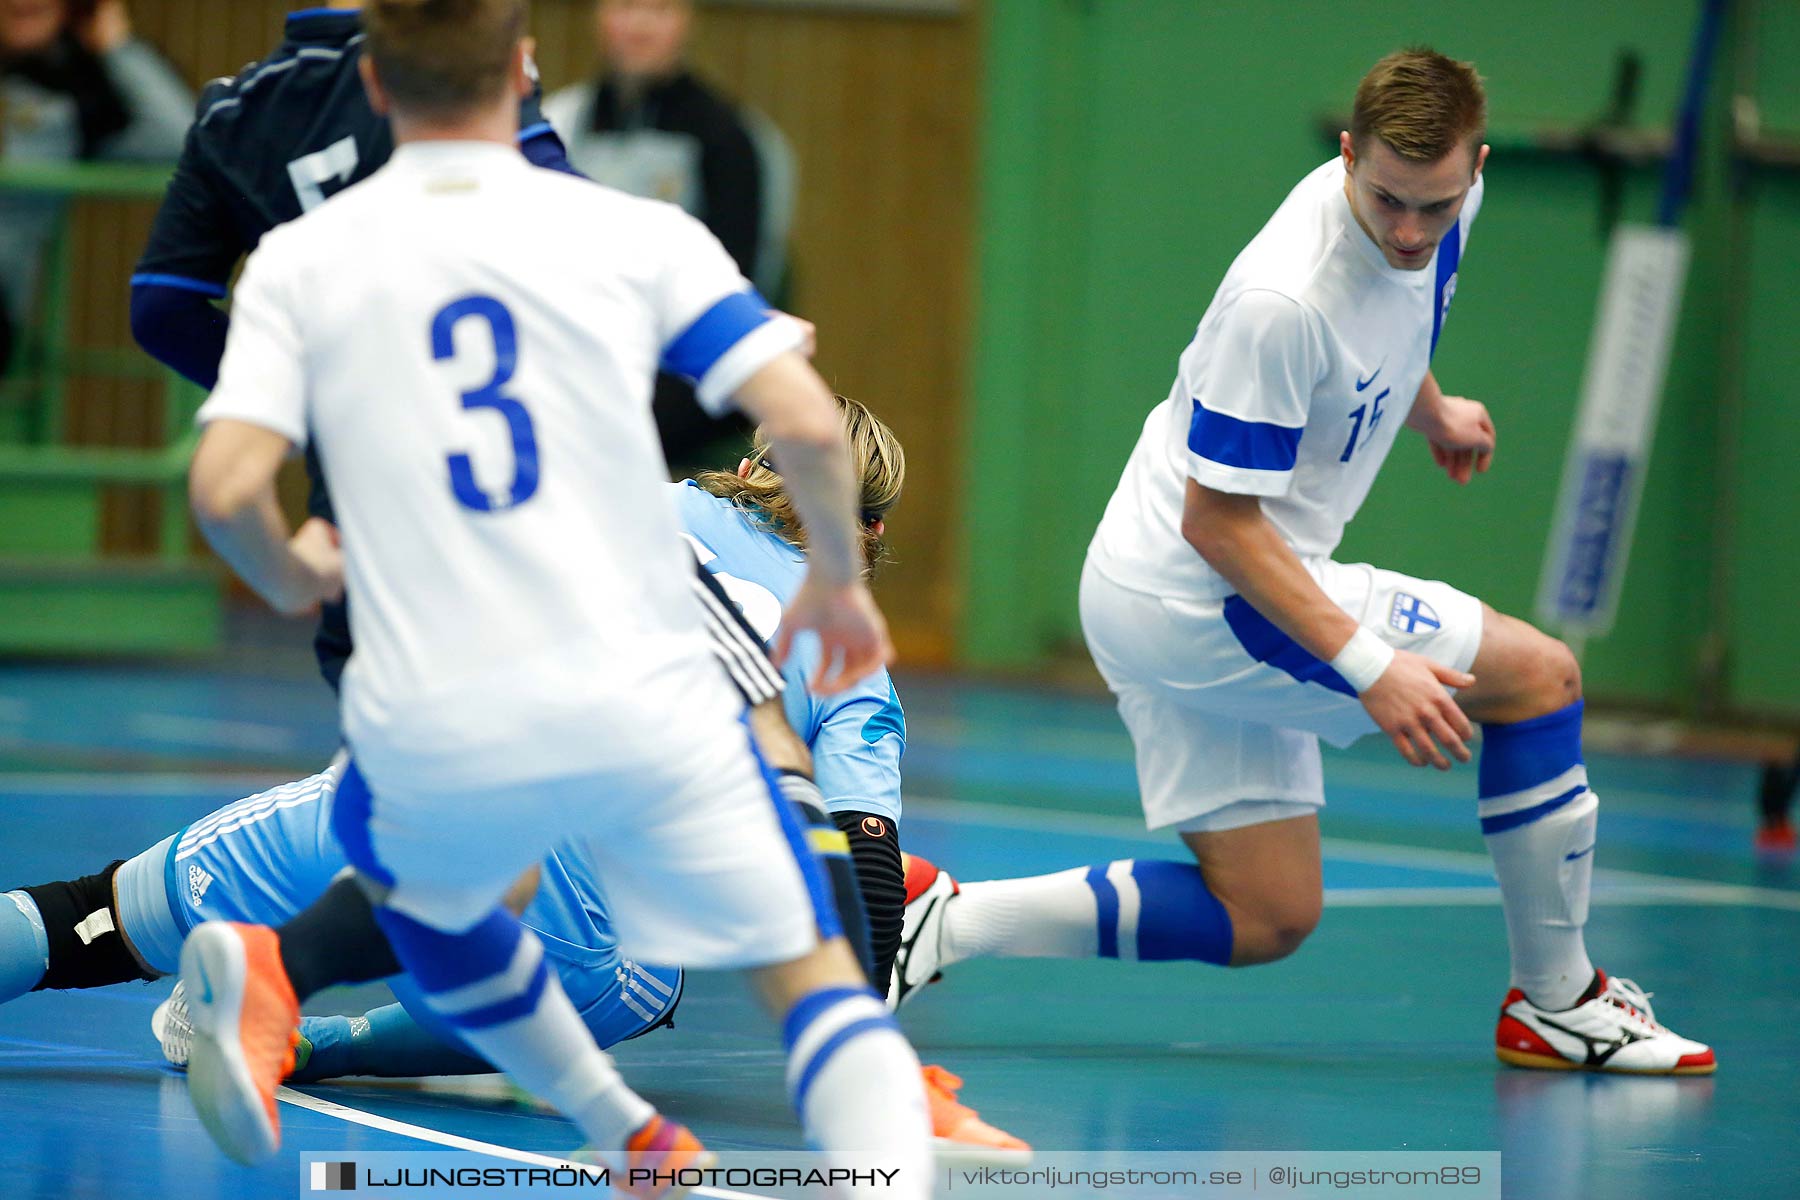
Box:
187 863 214 908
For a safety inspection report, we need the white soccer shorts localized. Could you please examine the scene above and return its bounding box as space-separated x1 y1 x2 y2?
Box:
1079 554 1483 831
343 669 831 969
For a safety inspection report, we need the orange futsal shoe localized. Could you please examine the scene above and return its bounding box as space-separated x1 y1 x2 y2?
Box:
922 1064 1030 1159
179 922 300 1164
619 1114 716 1200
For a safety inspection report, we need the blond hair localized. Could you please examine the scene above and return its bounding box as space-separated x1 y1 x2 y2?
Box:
363 0 526 118
1350 48 1486 164
694 395 905 575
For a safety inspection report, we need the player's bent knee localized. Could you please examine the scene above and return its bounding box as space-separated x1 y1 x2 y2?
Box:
1472 615 1585 723
1547 636 1583 704
1518 632 1582 716
1215 884 1321 966
1232 904 1321 965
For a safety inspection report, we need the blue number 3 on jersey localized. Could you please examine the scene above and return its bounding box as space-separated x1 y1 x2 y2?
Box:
431 295 540 512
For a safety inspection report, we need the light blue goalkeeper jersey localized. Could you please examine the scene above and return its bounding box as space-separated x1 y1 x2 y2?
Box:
672 480 905 823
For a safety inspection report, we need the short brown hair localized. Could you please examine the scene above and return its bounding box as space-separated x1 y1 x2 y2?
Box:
1350 48 1486 164
363 0 527 118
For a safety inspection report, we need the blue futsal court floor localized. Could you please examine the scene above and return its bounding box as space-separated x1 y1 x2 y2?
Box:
1 657 1796 1199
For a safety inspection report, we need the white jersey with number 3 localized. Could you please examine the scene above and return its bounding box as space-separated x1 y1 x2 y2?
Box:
1089 157 1482 601
199 141 803 790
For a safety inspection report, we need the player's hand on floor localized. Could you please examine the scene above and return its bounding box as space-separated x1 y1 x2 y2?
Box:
771 573 894 695
276 516 345 617
1360 649 1475 770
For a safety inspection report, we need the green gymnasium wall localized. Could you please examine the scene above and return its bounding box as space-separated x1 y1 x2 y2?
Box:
964 0 1799 720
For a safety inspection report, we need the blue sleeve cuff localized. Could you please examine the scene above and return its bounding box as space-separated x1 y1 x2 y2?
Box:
130 272 228 299
660 290 773 382
1187 398 1303 472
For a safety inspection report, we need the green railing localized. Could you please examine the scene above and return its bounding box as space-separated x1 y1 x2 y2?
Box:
0 161 222 653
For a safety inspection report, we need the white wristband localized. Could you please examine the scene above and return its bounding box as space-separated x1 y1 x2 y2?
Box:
1330 627 1395 694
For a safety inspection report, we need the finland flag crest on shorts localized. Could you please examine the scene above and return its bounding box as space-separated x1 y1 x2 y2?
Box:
1390 592 1442 635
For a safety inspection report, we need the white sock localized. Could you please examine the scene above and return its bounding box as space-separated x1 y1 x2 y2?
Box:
1484 790 1599 1009
453 969 655 1149
385 908 655 1151
941 868 1097 965
784 987 931 1199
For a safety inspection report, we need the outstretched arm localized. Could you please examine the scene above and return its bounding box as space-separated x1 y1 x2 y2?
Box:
733 353 893 694
189 419 343 616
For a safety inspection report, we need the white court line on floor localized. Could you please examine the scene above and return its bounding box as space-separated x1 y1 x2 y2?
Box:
126 713 300 754
277 1087 774 1200
903 795 1800 912
3 774 1794 913
1324 883 1800 909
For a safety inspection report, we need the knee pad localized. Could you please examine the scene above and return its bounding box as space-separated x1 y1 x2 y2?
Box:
22 862 156 990
835 811 904 989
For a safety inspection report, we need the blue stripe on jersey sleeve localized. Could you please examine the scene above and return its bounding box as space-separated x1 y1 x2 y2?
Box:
1430 222 1463 358
661 291 772 383
1187 398 1302 472
130 272 228 299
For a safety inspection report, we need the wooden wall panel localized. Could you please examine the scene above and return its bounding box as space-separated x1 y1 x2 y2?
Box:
535 0 980 663
84 1 979 662
66 198 165 551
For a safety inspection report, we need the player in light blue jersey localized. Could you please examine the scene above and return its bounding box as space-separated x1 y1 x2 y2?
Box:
676 395 910 990
0 758 688 1081
165 763 681 1079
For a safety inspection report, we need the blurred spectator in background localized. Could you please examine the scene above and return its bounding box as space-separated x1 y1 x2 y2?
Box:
0 0 190 375
546 0 794 469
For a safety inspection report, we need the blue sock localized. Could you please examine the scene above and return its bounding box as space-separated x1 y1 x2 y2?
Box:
1478 700 1591 833
1108 861 1234 964
293 1003 493 1082
374 903 653 1148
1479 700 1597 1008
944 860 1233 965
0 891 49 1003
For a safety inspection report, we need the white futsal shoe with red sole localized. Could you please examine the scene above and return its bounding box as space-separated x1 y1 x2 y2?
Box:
888 854 957 1010
1496 970 1715 1075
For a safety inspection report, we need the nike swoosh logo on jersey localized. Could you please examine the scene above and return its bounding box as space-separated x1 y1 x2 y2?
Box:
1355 365 1383 391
